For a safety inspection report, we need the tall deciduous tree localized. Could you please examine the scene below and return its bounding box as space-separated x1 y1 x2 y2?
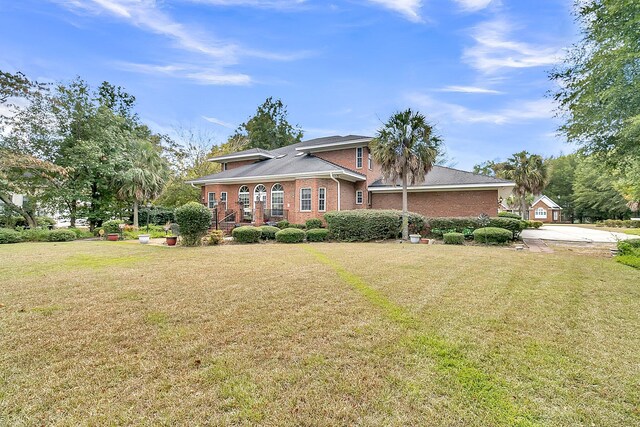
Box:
502 151 547 219
370 109 441 240
544 154 578 221
573 157 630 220
551 0 640 164
231 97 303 150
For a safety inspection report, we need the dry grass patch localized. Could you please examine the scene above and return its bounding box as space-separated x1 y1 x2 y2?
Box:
1 241 639 425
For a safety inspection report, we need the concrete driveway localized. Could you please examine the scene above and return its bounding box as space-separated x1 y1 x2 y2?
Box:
521 225 640 243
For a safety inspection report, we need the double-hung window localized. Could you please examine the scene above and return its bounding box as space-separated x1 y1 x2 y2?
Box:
207 192 216 208
318 188 326 212
535 207 547 219
220 192 227 209
356 190 363 205
300 188 312 212
356 147 363 169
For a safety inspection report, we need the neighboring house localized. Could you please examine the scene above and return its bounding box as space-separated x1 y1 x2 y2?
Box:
188 135 515 226
528 195 563 223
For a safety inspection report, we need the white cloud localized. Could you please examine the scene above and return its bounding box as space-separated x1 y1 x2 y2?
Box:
365 0 423 22
406 92 555 125
463 19 560 73
202 116 235 128
453 0 494 12
438 85 503 94
114 61 252 85
189 0 307 8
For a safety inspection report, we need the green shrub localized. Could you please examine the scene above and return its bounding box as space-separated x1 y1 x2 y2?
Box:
232 226 262 243
616 255 640 269
46 229 76 242
427 217 481 237
443 232 464 245
306 228 329 242
617 240 640 256
305 218 323 230
276 220 290 229
20 228 51 242
0 228 23 244
68 228 93 239
630 220 640 228
473 227 513 244
324 210 425 241
526 220 543 229
103 220 125 234
37 216 56 228
275 227 306 243
174 202 212 246
136 206 175 225
206 230 225 245
498 211 522 219
487 217 526 239
259 225 280 240
288 223 306 230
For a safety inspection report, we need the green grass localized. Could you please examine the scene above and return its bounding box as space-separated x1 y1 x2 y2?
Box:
1 241 639 425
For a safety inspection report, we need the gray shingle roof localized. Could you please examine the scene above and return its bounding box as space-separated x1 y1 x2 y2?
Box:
209 147 274 161
369 165 512 187
297 135 371 149
532 195 562 209
190 142 366 183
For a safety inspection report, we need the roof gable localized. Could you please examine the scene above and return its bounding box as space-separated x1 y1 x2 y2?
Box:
531 195 562 209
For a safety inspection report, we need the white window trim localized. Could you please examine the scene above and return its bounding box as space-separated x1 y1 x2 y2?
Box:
271 183 284 214
207 192 216 209
355 190 363 205
300 187 312 212
356 147 363 169
220 191 227 202
534 207 547 219
368 152 372 170
222 163 228 171
318 187 326 212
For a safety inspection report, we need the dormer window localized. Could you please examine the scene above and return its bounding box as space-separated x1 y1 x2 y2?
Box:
356 147 363 169
222 163 228 171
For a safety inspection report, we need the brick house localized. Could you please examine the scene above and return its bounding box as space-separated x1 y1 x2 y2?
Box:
528 195 563 223
188 135 515 226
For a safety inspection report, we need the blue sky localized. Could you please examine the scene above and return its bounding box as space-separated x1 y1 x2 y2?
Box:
0 0 577 169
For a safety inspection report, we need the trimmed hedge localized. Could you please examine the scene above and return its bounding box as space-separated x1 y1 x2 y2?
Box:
526 220 543 229
305 218 323 230
276 220 290 229
0 228 22 244
206 230 225 245
47 229 76 242
443 232 464 245
276 227 305 243
175 202 213 246
473 227 512 244
259 225 280 240
324 210 425 241
487 217 526 239
232 226 262 243
426 217 480 237
498 211 522 219
306 228 329 242
20 228 51 242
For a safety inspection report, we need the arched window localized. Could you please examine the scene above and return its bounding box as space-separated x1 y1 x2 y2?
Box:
254 184 267 209
271 183 284 216
535 207 547 219
239 185 250 220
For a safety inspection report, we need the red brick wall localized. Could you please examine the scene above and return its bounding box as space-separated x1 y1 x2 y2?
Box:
529 201 560 223
313 146 382 186
371 190 499 217
225 160 257 170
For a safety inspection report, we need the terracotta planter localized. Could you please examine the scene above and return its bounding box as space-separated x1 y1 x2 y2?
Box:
166 236 177 246
107 233 119 241
420 238 430 244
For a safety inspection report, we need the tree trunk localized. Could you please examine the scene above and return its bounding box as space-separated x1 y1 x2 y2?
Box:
133 200 139 228
69 200 77 228
89 181 98 231
520 195 527 220
402 167 409 241
0 192 37 228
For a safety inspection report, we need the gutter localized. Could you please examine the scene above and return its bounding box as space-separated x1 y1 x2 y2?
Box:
329 172 341 211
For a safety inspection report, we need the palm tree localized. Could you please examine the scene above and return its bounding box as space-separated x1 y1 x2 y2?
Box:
370 109 441 240
502 151 547 219
118 140 169 228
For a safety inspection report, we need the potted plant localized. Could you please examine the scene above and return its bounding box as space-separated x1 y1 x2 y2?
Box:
409 234 421 244
107 233 119 241
165 222 178 246
138 234 150 244
166 235 177 246
420 237 430 244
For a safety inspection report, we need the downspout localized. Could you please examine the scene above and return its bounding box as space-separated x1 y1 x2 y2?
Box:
330 172 341 211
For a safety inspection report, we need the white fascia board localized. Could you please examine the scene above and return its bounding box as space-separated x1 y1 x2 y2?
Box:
208 152 274 163
295 138 372 152
368 182 515 193
188 170 366 185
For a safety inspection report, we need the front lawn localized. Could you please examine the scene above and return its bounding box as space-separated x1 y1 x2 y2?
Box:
1 242 639 425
